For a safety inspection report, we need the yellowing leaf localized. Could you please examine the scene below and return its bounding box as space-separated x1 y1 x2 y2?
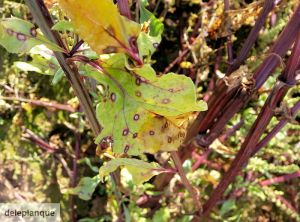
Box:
58 0 140 54
99 158 162 184
82 54 207 155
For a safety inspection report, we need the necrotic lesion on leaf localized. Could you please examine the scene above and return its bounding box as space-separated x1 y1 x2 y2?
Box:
0 17 63 53
82 54 207 155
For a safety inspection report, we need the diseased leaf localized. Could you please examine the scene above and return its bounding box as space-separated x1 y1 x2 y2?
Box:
0 17 63 53
58 0 140 54
82 54 207 155
67 176 100 201
137 32 161 58
99 158 162 184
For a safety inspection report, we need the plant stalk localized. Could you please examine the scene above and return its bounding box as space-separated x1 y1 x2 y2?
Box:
201 29 300 217
24 0 102 135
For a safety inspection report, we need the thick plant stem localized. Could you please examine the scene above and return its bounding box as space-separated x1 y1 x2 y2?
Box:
201 29 300 217
153 3 300 191
24 0 102 135
192 3 300 148
23 1 126 219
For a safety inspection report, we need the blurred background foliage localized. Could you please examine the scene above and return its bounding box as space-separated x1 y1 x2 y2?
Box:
0 0 299 221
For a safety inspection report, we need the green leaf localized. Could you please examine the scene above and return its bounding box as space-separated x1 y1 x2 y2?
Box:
139 0 164 37
68 176 100 201
14 62 42 73
0 17 63 53
220 199 237 216
52 20 75 32
83 54 206 155
83 157 99 173
123 204 131 222
99 158 162 184
14 54 59 75
52 68 65 84
137 32 161 58
152 208 171 222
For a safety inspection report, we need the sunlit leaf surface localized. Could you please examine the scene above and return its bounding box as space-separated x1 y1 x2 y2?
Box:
82 54 207 155
0 17 63 53
58 0 140 54
99 158 162 184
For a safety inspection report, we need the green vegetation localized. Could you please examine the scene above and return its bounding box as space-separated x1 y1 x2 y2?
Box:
0 0 299 221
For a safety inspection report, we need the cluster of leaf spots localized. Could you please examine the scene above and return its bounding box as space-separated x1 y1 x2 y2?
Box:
82 54 206 155
1 0 300 221
54 0 207 156
0 17 62 53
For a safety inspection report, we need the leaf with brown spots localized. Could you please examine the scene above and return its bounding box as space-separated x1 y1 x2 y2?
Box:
58 0 140 55
0 17 63 53
82 54 207 155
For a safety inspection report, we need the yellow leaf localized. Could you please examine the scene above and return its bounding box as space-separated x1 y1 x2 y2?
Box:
58 0 140 54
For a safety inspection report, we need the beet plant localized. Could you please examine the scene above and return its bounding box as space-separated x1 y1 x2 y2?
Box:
0 0 299 221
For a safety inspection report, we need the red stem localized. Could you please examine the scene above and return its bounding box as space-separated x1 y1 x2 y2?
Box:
260 170 300 186
192 149 212 171
22 128 61 153
202 29 300 217
219 119 244 143
117 0 132 19
253 99 300 155
193 3 300 148
0 96 76 112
